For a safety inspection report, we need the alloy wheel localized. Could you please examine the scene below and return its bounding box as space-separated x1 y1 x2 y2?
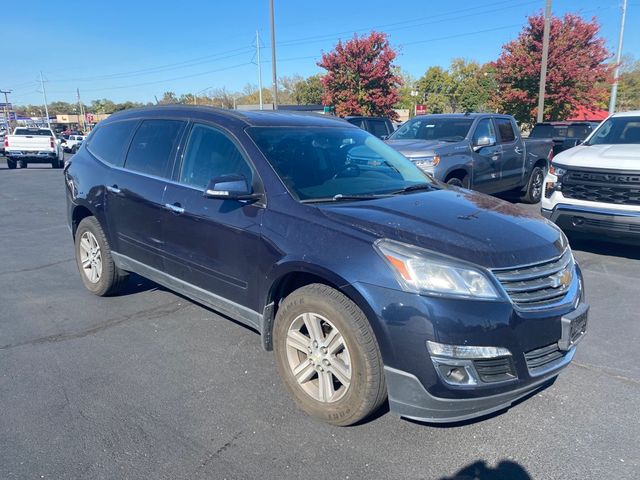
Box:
79 231 102 284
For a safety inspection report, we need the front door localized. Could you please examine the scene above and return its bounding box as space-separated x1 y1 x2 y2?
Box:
470 118 502 193
160 123 266 313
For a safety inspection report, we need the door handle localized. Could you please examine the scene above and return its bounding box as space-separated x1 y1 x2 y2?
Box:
106 185 121 194
514 147 523 154
164 203 185 214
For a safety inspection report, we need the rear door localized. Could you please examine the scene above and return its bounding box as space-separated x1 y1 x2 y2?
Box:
495 117 524 189
160 122 265 312
104 119 187 270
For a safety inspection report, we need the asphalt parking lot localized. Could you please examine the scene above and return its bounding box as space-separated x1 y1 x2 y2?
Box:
0 157 638 480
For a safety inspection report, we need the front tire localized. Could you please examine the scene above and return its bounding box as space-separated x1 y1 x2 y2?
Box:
19 160 27 169
446 175 469 188
75 216 127 296
521 165 545 204
273 284 387 426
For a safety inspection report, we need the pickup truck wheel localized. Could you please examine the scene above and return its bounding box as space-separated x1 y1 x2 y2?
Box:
75 217 128 296
19 160 27 169
521 166 545 204
274 284 387 426
447 175 469 188
52 158 62 169
7 158 17 169
72 145 78 154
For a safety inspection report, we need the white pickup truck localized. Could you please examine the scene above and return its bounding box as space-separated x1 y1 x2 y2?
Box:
4 127 65 169
61 134 86 153
542 110 640 244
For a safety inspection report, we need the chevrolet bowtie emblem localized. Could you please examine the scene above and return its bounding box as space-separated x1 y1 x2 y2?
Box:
551 269 572 288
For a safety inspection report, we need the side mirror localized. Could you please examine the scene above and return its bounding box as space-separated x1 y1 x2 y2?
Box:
204 174 261 201
380 134 388 140
575 139 583 146
473 136 496 152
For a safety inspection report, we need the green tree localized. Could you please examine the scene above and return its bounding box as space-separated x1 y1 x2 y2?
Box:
294 74 324 105
416 66 452 113
618 56 640 111
89 99 117 114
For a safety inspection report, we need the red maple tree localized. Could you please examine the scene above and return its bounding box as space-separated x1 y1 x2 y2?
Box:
493 13 612 125
318 32 401 120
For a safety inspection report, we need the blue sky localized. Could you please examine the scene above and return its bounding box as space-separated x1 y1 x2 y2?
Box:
5 0 639 105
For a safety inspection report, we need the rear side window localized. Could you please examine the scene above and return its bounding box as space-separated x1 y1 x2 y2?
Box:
124 120 186 178
87 120 138 166
368 120 391 138
495 118 516 143
179 124 253 189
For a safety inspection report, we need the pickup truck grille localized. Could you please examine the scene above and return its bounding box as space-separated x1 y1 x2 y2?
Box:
492 250 573 309
561 169 640 206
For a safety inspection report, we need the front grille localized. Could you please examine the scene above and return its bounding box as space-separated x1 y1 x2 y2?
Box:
492 250 574 309
561 169 640 206
524 343 567 375
473 357 516 383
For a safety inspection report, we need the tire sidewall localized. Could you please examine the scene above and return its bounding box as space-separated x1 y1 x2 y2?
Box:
75 217 113 296
273 288 376 425
528 166 544 203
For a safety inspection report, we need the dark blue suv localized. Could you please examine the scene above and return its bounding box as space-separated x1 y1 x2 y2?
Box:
65 106 588 426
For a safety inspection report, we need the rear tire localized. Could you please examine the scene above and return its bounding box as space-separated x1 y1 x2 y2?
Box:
7 158 17 169
75 216 128 296
273 284 387 426
521 165 545 204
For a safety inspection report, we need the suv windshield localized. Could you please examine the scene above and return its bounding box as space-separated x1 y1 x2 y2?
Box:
248 127 429 201
388 117 473 142
587 117 640 145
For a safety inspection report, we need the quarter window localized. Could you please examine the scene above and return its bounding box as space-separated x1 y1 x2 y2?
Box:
495 118 516 143
124 120 186 178
179 124 253 189
86 120 138 166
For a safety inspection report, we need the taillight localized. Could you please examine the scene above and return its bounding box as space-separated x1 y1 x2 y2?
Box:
50 136 55 148
3 137 7 148
548 146 554 161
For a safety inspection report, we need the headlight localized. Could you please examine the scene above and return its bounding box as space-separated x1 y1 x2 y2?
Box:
412 155 440 171
374 239 501 299
549 165 566 177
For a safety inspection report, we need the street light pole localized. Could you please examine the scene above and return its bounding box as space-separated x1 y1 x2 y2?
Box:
257 30 264 110
269 0 278 109
40 71 52 129
0 89 12 131
536 0 552 123
609 0 628 115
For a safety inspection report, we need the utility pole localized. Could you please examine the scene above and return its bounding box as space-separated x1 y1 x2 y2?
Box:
256 30 264 110
536 0 552 123
77 88 86 132
609 0 628 114
269 0 278 109
40 71 52 129
0 89 12 132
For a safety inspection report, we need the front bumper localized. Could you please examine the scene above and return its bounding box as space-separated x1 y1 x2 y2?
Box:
353 273 586 423
542 204 640 241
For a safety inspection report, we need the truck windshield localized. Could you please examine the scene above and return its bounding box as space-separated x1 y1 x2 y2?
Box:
14 128 52 136
586 117 640 145
248 126 429 201
388 117 473 142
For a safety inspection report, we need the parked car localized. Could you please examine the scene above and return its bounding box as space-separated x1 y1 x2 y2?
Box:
61 134 86 153
4 127 65 169
542 110 640 243
65 106 588 426
386 114 554 203
345 116 395 139
529 121 600 155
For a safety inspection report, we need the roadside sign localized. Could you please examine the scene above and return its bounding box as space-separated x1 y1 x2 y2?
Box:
415 104 427 115
0 103 12 109
85 113 95 123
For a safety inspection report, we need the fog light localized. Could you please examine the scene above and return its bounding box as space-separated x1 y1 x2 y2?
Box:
432 358 478 386
446 367 467 383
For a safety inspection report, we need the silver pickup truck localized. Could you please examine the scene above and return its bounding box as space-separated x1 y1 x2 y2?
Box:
386 113 554 203
4 127 65 169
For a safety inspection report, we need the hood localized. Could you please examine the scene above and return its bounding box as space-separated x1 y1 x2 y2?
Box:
553 144 640 171
318 188 566 269
385 139 451 158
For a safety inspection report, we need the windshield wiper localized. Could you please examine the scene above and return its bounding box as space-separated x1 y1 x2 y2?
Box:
300 193 393 203
391 183 434 194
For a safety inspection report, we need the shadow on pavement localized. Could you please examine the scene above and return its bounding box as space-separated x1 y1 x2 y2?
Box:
440 460 532 480
568 234 640 260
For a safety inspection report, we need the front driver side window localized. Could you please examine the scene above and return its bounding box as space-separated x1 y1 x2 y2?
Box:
472 119 496 144
180 124 253 189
